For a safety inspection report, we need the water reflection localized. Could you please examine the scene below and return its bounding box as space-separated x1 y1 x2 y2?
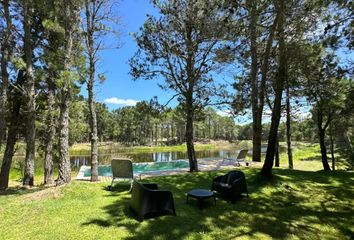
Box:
69 146 286 170
69 148 249 169
9 146 281 172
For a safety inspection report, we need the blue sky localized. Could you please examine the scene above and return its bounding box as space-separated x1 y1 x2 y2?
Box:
88 0 236 114
91 0 171 109
84 0 353 124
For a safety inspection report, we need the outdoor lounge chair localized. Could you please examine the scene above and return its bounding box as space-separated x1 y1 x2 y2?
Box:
211 170 248 201
109 158 136 191
222 149 249 166
130 181 176 221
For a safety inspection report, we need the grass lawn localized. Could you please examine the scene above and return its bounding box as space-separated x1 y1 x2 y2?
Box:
0 168 353 240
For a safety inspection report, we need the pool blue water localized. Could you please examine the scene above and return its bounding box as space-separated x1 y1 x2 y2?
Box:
83 160 189 177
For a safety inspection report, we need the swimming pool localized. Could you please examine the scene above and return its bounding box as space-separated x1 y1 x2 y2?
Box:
78 160 190 179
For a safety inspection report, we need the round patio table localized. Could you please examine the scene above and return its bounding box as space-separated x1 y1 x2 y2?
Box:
186 189 216 209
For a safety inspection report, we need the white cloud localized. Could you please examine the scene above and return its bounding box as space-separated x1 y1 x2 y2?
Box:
104 97 139 106
216 109 232 117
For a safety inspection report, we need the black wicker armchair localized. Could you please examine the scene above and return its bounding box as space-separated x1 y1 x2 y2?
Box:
130 181 176 221
211 170 248 201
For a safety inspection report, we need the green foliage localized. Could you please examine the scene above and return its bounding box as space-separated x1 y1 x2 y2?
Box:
130 0 234 111
323 0 354 50
10 57 26 70
42 19 64 34
69 100 89 145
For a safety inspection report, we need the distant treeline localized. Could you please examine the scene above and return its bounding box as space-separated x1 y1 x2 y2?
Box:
62 97 317 146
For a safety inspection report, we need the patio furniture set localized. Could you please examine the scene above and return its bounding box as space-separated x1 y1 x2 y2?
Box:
109 158 249 221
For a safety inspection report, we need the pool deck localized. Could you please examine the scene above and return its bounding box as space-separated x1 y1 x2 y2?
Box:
77 158 261 182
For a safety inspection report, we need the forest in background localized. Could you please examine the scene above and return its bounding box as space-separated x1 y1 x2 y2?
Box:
57 97 318 146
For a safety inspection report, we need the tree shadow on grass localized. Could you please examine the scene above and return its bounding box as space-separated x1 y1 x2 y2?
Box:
82 168 354 239
299 155 322 161
208 169 354 239
102 182 131 192
0 185 51 196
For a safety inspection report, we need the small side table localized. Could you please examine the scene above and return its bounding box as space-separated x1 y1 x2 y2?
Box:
186 189 216 209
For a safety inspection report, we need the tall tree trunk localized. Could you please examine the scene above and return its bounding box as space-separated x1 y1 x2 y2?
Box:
23 0 36 187
88 79 98 181
185 101 198 172
329 124 335 171
248 0 261 163
317 111 331 171
84 0 99 182
275 137 280 167
0 80 7 151
261 0 286 178
250 2 277 163
57 93 71 185
286 79 293 169
0 70 25 190
319 128 330 170
56 2 76 185
43 73 56 185
253 115 262 162
0 0 12 150
184 1 197 172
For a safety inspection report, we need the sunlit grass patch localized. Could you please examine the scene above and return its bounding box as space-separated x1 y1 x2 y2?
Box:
0 168 353 240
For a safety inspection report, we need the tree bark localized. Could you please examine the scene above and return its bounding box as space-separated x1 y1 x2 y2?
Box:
56 1 76 185
248 0 261 163
286 79 293 169
23 0 36 187
319 128 330 170
249 1 277 163
0 0 12 150
317 111 331 171
0 70 25 190
84 0 99 182
57 93 72 185
185 100 198 172
88 78 98 181
275 137 280 167
184 3 198 172
261 0 286 178
44 72 56 185
253 115 262 162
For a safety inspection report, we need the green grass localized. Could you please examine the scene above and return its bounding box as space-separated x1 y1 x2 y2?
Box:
277 142 350 171
278 142 324 170
0 168 353 240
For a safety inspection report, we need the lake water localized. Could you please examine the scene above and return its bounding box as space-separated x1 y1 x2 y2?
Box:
9 147 272 172
70 148 266 169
